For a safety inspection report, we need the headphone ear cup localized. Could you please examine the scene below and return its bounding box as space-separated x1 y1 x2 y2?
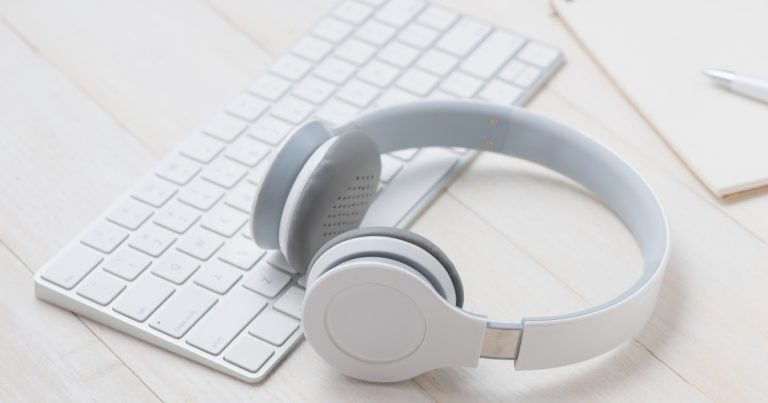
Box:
279 133 381 272
308 227 464 307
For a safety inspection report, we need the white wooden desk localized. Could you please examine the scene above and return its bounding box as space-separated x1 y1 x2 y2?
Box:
1 0 766 401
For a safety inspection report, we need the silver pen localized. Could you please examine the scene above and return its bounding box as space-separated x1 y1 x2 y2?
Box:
703 68 768 104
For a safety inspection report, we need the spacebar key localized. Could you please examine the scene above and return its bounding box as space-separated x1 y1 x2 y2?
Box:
186 287 267 355
362 148 459 228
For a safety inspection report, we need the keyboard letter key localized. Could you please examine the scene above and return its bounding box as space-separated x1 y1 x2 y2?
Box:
218 237 265 270
177 227 225 261
242 261 291 298
81 221 128 254
103 248 152 281
152 251 201 284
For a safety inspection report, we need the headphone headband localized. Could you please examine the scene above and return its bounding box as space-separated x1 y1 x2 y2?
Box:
337 101 669 370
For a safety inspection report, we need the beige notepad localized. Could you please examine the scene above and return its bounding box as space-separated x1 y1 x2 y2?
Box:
552 0 768 197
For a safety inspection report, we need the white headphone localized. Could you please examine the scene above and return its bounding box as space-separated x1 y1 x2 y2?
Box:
251 100 670 383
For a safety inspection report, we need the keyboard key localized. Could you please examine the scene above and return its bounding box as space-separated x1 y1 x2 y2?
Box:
479 79 523 105
76 270 126 306
314 57 356 84
242 261 291 298
292 35 333 62
399 23 438 49
149 285 217 338
437 17 490 56
417 5 457 30
129 224 176 257
194 260 242 294
313 17 353 43
42 244 103 289
440 71 483 97
373 88 418 108
224 336 274 373
396 69 438 96
293 76 335 104
107 198 153 230
151 251 200 284
266 252 297 274
273 286 305 319
226 137 270 168
335 38 376 65
416 49 457 76
498 59 526 83
81 221 128 254
113 275 175 322
187 286 267 355
218 237 265 270
270 96 314 124
103 247 152 280
155 155 200 186
270 55 312 81
248 74 291 101
378 41 419 67
315 99 359 126
249 310 298 346
177 227 224 261
225 181 258 213
179 135 224 164
376 0 424 27
381 154 404 182
178 178 224 211
461 30 524 79
132 177 177 208
337 79 380 107
513 65 542 88
356 20 396 46
200 204 248 237
517 42 560 68
358 60 399 87
248 116 294 145
334 0 372 24
202 158 247 189
202 113 247 142
226 93 269 122
153 200 201 234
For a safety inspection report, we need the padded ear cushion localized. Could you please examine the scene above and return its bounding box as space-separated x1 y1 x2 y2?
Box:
309 227 464 307
280 133 381 272
252 121 334 250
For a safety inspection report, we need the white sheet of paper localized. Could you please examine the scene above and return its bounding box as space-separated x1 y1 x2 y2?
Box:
553 0 768 197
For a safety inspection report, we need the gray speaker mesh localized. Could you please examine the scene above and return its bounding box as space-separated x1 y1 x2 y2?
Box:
322 175 378 239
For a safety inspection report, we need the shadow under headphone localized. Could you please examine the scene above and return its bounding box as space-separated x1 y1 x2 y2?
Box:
250 100 669 383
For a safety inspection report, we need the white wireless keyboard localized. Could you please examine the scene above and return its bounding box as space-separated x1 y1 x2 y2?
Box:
34 0 563 383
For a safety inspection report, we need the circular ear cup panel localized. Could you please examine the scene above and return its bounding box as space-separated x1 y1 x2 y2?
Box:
251 121 334 250
281 133 381 272
309 227 464 307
